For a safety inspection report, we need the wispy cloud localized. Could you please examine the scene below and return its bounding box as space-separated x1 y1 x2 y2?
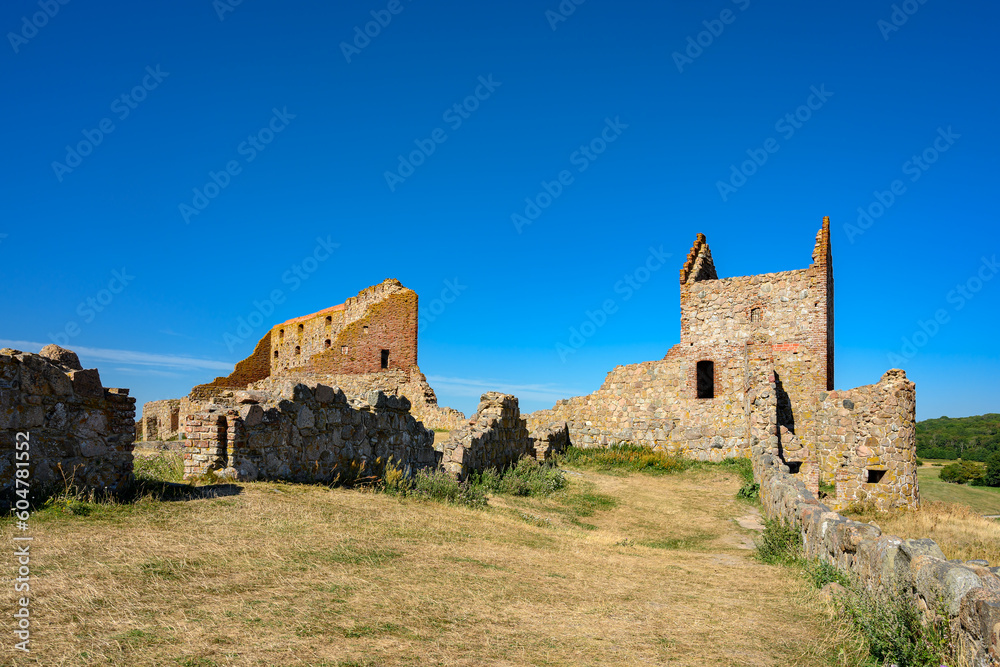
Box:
0 340 234 372
158 328 196 340
426 375 587 403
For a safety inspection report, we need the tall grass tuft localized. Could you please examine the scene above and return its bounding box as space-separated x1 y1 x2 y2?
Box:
558 443 689 474
754 518 802 565
471 457 566 496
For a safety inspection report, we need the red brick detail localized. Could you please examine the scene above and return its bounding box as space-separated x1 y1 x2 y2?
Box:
772 344 800 352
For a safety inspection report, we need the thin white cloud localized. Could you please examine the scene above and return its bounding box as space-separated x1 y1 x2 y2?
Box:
426 375 589 403
0 340 234 372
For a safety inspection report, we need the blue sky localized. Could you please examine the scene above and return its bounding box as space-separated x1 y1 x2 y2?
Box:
2 0 997 421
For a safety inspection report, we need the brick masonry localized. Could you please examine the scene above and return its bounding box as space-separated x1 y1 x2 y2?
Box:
148 279 465 439
0 345 136 502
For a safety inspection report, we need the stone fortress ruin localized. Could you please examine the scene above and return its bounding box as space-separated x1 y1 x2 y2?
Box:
529 217 918 510
8 218 1000 663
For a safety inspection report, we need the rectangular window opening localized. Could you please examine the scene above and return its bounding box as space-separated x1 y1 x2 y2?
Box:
786 461 802 474
696 360 714 399
867 469 886 484
380 349 389 369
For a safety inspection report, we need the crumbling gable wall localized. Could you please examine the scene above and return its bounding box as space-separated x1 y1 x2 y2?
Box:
0 346 135 502
183 382 436 482
188 279 419 401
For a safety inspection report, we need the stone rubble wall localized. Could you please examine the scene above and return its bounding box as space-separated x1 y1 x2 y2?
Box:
183 380 437 482
530 421 570 461
753 446 1000 666
806 369 919 510
0 346 136 502
249 368 467 432
438 392 534 480
137 398 182 442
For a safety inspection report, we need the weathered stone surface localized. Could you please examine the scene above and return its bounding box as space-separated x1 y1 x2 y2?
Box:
526 219 918 512
183 383 435 483
0 348 135 503
438 393 534 480
39 344 83 370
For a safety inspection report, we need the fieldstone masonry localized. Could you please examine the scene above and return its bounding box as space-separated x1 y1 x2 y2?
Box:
0 346 136 502
183 381 437 482
755 448 1000 665
528 218 919 510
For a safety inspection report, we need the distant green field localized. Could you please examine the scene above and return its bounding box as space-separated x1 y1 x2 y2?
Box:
917 465 1000 515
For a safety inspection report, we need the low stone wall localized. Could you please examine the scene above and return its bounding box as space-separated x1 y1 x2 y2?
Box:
754 446 1000 665
183 381 436 483
0 346 135 503
439 392 533 480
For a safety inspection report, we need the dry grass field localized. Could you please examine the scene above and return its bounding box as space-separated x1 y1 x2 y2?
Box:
0 462 861 667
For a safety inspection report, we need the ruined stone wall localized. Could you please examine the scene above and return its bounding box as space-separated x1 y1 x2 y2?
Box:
138 399 181 442
250 368 467 431
754 448 1000 665
679 218 833 395
526 348 751 462
439 393 533 480
183 381 436 482
804 369 918 511
0 346 135 502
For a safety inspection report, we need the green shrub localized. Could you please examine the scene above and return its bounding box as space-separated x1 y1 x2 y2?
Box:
754 518 802 565
472 457 566 497
837 584 951 667
736 481 760 501
804 558 849 589
411 469 486 508
939 460 984 485
982 452 1000 488
915 457 924 467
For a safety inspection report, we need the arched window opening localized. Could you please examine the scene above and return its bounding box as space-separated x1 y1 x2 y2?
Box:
294 346 301 356
324 339 331 349
750 308 762 323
